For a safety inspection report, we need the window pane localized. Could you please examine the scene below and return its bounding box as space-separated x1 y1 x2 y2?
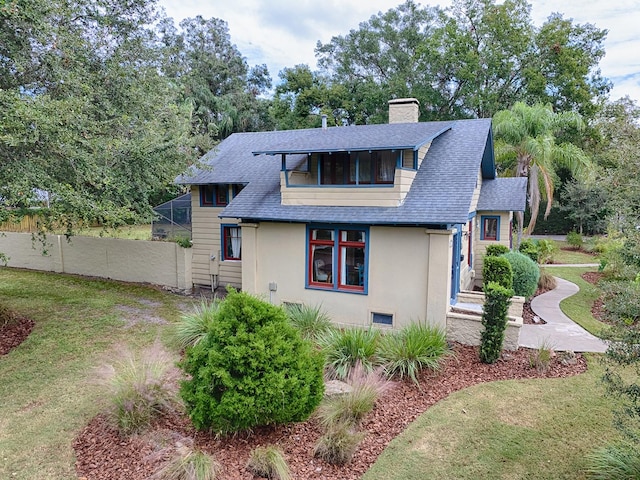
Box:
312 245 333 283
340 246 365 287
312 229 334 241
377 151 396 183
349 153 358 183
359 152 372 184
342 230 365 243
224 227 241 259
484 218 498 240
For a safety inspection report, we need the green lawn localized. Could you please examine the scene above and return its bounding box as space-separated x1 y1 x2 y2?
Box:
364 358 620 480
0 268 193 479
548 241 599 265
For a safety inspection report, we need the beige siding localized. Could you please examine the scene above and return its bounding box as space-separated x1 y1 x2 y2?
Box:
468 169 483 213
472 211 513 285
416 142 431 168
190 187 242 289
242 223 453 330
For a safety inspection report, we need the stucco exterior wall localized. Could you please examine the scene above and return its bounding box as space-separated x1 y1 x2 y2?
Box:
190 187 242 289
0 232 192 290
447 311 522 350
242 223 453 330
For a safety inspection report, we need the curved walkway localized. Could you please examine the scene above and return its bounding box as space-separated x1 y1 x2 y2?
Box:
519 276 608 353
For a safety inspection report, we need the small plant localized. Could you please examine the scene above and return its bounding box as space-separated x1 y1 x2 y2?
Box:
317 327 381 380
151 446 222 480
284 303 332 342
538 269 557 291
518 238 539 263
174 236 192 248
479 282 514 364
586 444 640 480
378 323 449 384
601 281 640 325
313 421 364 465
482 255 513 290
502 251 540 298
246 445 291 480
529 340 554 373
566 230 583 250
0 302 15 328
179 290 324 434
316 363 390 428
172 299 221 350
100 343 176 435
535 239 557 264
485 244 510 257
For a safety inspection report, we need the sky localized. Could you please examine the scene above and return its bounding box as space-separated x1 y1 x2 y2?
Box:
157 0 640 104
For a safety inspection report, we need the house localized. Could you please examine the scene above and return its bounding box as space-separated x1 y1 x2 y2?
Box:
177 98 527 332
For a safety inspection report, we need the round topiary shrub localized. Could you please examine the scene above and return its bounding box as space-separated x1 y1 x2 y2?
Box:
503 251 540 298
482 255 513 290
179 289 325 435
518 239 539 263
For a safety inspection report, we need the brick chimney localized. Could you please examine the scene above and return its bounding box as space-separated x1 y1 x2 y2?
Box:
388 98 420 123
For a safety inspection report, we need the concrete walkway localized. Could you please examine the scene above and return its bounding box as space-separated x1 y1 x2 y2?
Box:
519 276 608 353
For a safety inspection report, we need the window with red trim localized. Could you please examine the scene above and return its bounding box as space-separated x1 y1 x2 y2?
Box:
308 227 366 292
481 216 499 241
200 185 229 206
467 220 473 267
222 226 241 260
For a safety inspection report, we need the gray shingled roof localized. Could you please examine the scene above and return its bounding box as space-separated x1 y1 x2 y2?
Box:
477 177 528 212
177 119 525 226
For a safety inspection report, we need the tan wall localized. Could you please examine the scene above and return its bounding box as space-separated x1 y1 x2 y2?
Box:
281 169 417 207
242 223 453 330
190 187 242 289
0 232 192 290
469 169 483 213
473 210 513 285
447 311 522 350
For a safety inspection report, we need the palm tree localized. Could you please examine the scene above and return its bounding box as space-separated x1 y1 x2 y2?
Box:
493 102 591 236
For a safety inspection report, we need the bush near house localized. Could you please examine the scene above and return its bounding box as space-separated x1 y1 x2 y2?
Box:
479 282 514 364
503 251 540 298
179 290 325 434
518 239 539 262
485 244 510 257
566 231 583 250
482 255 513 290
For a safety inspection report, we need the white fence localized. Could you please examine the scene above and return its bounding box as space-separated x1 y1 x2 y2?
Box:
0 232 193 291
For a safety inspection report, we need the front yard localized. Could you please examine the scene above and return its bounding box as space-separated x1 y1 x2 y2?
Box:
0 267 622 479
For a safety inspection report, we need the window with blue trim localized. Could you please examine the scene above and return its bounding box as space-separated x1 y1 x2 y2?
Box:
319 151 397 185
308 227 367 292
481 216 500 241
200 185 228 206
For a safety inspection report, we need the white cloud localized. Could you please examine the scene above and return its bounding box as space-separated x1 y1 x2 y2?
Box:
158 0 640 103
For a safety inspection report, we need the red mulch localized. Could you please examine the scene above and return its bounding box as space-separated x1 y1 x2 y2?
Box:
582 271 604 285
73 345 587 480
0 315 35 356
581 272 607 324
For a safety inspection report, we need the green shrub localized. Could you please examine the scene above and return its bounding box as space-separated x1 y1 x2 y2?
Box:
378 323 449 385
566 230 583 250
503 251 540 298
102 343 176 435
601 281 640 325
587 444 640 480
316 363 389 428
0 302 15 328
151 448 221 480
174 236 192 248
179 290 325 434
485 244 510 257
479 282 514 364
518 239 539 262
172 299 220 350
317 327 381 380
535 239 557 264
246 445 291 480
313 421 364 465
482 255 513 290
284 303 332 342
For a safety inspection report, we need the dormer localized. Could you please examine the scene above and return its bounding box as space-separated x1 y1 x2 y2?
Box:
252 100 454 207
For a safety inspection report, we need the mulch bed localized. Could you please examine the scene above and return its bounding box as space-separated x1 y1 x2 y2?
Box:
73 344 586 480
0 315 35 356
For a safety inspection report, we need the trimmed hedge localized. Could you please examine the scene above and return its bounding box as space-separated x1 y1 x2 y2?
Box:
485 244 510 257
518 239 539 262
480 282 514 364
503 251 540 298
179 289 325 434
482 255 513 290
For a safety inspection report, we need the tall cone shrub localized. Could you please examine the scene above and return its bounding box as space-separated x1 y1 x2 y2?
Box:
480 282 514 364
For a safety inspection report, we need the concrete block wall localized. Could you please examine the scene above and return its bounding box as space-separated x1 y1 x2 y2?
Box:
0 232 192 291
